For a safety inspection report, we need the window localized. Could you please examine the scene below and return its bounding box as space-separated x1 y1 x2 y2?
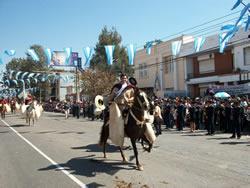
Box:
198 54 215 74
163 56 173 73
139 63 148 79
244 47 250 65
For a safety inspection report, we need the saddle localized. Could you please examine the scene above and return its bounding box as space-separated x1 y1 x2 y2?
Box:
26 105 34 112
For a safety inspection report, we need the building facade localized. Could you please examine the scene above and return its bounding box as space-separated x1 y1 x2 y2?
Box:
134 36 189 98
181 28 250 97
134 29 250 98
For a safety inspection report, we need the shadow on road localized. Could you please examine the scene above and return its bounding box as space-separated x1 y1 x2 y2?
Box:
36 131 57 134
0 131 10 133
71 144 119 153
207 137 230 140
181 133 206 137
18 131 31 134
220 141 250 145
86 182 105 188
10 124 27 127
38 154 133 177
58 131 85 134
45 113 64 118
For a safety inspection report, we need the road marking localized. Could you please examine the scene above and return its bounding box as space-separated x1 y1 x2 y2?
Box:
1 119 87 188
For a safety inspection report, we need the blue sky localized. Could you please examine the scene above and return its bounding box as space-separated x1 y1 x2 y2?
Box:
0 0 247 63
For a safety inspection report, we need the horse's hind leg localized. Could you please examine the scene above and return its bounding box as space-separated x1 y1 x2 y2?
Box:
99 123 109 158
130 138 143 171
141 136 152 153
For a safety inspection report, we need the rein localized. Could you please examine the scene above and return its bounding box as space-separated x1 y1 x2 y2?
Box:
127 94 148 127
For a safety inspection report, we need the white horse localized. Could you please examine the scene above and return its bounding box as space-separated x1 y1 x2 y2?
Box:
26 107 36 126
22 100 43 126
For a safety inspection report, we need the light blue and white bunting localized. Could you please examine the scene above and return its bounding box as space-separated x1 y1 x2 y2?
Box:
83 47 94 67
15 71 22 80
21 72 29 79
10 70 15 79
35 73 41 78
171 40 182 56
32 78 38 84
0 58 3 65
234 3 250 29
231 0 243 10
27 49 39 61
105 45 115 65
145 41 153 55
12 80 18 86
26 79 30 85
126 44 136 65
220 24 235 31
245 15 250 31
45 48 52 66
28 73 35 78
64 47 72 66
19 79 25 86
194 37 206 52
219 32 234 53
4 80 10 86
4 49 16 56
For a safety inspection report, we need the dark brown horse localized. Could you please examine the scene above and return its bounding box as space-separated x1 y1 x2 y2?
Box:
99 88 154 170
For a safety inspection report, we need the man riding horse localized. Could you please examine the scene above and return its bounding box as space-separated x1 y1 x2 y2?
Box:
10 97 16 114
25 93 36 111
108 73 136 117
0 97 8 118
99 74 156 170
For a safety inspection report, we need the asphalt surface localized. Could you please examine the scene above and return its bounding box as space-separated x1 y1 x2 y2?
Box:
0 112 250 188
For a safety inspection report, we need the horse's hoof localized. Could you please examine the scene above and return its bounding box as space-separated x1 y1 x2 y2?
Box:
123 157 128 163
137 165 144 171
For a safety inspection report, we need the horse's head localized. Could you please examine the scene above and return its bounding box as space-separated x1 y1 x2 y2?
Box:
33 100 37 106
134 90 150 111
148 100 156 115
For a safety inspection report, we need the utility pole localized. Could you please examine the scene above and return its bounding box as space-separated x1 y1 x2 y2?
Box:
75 66 79 102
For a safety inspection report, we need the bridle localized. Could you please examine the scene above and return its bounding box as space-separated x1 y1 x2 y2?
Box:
128 91 150 126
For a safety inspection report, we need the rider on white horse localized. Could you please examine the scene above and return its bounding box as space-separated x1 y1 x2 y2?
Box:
25 93 35 111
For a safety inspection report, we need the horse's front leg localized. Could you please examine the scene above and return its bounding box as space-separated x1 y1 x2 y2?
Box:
26 113 28 123
119 147 128 163
32 116 35 126
130 138 143 171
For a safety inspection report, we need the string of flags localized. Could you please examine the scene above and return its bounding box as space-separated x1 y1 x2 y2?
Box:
0 0 249 69
2 70 74 89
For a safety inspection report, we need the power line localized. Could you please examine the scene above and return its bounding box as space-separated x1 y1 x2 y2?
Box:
161 11 241 40
133 37 250 71
136 10 242 49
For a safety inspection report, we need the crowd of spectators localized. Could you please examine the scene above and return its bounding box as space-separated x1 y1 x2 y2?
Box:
43 94 250 139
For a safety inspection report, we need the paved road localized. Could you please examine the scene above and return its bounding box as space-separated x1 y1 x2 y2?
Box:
0 112 250 188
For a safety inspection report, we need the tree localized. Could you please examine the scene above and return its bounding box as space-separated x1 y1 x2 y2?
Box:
5 44 50 100
6 44 48 72
80 69 116 100
90 26 133 76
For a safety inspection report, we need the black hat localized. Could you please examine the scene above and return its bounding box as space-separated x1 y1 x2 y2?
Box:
129 77 137 86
